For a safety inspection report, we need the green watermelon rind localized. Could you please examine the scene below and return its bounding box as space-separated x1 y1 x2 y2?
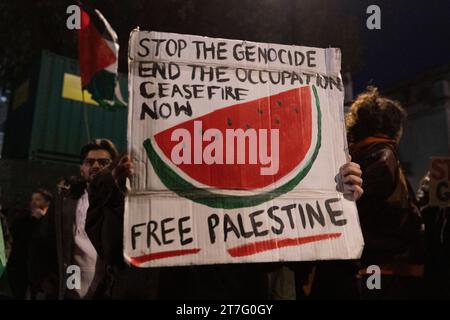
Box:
143 85 322 209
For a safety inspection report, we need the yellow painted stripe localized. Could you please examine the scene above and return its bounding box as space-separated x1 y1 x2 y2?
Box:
61 73 98 105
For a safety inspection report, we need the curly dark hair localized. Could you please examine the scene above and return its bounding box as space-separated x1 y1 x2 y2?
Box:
346 86 407 143
79 138 119 163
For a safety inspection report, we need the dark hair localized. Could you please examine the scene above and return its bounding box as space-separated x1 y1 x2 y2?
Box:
33 188 54 203
79 139 119 163
346 86 407 143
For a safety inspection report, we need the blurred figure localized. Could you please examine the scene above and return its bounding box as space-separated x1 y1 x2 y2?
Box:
346 87 424 299
7 189 57 299
417 172 450 299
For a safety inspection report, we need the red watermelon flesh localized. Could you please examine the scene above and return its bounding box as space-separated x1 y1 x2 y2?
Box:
154 86 312 190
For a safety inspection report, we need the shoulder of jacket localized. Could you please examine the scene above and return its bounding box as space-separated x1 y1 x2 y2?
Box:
365 142 397 161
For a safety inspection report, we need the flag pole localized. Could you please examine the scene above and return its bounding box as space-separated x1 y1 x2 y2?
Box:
81 89 91 142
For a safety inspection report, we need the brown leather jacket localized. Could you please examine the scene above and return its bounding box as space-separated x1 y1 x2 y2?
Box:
350 137 424 267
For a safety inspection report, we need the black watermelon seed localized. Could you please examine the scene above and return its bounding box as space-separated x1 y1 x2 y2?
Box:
275 117 280 124
277 101 282 107
246 124 251 129
257 108 263 114
227 118 232 126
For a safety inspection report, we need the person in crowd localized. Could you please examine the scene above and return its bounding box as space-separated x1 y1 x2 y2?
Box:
85 154 160 299
54 139 118 299
417 172 450 299
346 86 425 299
7 189 58 299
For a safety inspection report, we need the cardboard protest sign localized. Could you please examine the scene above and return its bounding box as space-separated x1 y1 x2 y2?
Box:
429 157 450 207
125 30 364 267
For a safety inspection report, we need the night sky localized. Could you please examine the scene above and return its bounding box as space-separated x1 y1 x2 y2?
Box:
2 0 449 96
347 0 450 93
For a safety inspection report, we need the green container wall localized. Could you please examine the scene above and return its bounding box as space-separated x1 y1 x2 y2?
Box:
4 50 128 163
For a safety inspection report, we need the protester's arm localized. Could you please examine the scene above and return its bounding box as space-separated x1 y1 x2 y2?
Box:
111 155 134 193
85 170 125 268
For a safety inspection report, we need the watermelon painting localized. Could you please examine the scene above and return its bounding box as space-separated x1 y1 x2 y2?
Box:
143 85 321 209
125 31 364 268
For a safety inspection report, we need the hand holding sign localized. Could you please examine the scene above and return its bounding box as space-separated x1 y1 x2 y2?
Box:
337 157 363 201
112 154 134 192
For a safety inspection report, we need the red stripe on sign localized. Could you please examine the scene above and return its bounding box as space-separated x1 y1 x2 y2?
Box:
227 233 342 257
129 248 201 266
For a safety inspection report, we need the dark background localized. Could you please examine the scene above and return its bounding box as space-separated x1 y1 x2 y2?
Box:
1 0 449 94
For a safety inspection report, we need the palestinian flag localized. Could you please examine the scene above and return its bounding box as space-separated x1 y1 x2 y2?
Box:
78 3 126 110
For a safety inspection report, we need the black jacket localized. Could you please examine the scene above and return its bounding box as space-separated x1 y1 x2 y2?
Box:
85 171 159 299
7 208 57 299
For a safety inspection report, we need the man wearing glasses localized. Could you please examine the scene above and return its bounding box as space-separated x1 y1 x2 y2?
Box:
54 139 118 299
